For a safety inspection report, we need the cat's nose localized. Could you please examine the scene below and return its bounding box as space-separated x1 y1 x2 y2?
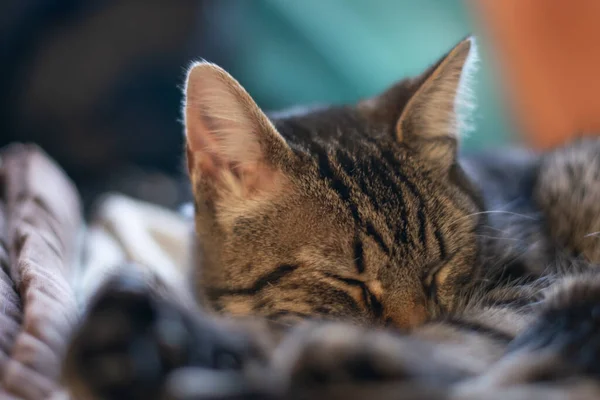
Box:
384 303 427 330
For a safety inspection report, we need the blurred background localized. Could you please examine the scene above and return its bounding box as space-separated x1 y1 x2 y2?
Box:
1 0 514 210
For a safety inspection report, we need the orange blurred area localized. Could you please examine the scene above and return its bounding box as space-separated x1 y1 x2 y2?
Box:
472 0 600 150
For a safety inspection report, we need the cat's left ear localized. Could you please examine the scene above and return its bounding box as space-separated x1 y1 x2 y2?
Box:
183 62 292 202
360 37 478 173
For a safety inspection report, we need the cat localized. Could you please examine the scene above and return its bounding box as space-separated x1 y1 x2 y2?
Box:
62 36 600 400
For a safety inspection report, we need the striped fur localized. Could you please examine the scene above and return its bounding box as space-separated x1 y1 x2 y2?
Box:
187 38 482 331
182 35 600 392
63 37 600 399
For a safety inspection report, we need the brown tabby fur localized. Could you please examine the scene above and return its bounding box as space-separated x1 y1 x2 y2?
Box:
187 38 481 330
62 37 600 400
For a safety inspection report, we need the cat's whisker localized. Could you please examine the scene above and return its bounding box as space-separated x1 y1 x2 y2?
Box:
584 231 600 238
480 225 510 234
453 210 539 224
475 234 520 241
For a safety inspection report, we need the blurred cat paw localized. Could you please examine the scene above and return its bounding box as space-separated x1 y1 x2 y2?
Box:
272 322 460 394
63 271 255 400
507 274 600 379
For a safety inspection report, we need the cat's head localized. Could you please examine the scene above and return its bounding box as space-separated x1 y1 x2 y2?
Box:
184 37 483 330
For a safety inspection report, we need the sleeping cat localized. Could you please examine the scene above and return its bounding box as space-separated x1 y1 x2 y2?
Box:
63 37 600 399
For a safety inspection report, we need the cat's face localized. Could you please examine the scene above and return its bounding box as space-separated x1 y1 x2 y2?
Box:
185 37 483 330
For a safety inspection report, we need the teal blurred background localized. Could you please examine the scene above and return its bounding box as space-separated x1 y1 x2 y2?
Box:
220 0 512 150
2 0 513 208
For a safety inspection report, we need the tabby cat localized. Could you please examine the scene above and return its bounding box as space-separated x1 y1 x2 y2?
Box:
63 37 600 400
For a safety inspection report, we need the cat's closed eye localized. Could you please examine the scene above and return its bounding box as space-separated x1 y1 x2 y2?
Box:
422 261 444 294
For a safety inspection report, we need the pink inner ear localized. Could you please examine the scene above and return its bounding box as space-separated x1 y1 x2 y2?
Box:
186 110 217 153
241 162 283 196
187 118 282 197
186 113 220 179
184 63 291 197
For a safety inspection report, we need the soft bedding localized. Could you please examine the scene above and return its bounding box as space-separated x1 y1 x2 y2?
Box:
0 143 188 399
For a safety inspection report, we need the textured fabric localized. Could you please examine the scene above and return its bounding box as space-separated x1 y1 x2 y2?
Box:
78 193 192 308
0 143 192 399
0 144 82 400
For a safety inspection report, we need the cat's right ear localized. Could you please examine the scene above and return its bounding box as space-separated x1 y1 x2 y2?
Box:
359 37 478 174
184 62 292 202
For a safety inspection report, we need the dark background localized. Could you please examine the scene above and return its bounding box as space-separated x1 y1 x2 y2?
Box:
1 0 512 210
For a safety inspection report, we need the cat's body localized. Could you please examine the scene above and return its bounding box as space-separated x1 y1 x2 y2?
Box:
63 37 600 399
